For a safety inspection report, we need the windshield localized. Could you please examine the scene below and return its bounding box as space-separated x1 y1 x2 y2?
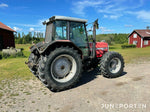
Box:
69 22 87 47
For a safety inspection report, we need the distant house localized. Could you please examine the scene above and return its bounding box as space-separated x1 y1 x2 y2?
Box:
0 22 15 50
128 29 150 48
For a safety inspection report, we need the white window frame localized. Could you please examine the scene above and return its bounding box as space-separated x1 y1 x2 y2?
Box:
133 41 137 45
133 33 137 38
144 40 148 45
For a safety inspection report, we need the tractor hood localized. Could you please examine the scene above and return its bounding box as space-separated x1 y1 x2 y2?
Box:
89 42 109 57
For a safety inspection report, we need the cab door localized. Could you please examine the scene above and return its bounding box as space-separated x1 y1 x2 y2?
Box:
69 22 89 57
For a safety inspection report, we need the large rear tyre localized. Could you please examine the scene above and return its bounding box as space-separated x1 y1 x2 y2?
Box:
38 47 82 92
100 52 124 78
28 53 38 78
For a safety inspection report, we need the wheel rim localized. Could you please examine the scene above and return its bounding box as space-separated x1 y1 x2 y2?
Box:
51 54 77 83
108 57 121 74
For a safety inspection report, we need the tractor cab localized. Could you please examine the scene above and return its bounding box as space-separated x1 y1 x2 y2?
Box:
43 16 89 56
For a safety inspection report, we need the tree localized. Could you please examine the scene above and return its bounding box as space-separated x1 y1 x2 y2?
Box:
22 38 26 44
18 32 21 39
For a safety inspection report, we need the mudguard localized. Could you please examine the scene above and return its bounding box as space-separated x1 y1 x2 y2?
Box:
30 40 83 56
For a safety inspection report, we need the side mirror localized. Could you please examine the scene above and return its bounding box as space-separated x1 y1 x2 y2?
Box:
94 19 99 29
87 29 92 32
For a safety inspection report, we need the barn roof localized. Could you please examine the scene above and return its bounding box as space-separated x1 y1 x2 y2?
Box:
135 29 150 37
129 29 150 38
0 22 15 32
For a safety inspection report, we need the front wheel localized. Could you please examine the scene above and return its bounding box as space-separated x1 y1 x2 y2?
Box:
100 52 124 78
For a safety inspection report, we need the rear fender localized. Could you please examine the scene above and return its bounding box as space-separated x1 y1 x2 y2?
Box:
40 40 83 58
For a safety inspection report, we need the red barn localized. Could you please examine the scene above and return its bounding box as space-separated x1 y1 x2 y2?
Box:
128 29 150 48
0 22 15 50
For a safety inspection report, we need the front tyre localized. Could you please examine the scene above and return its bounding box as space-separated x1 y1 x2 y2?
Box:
38 47 82 92
100 52 124 78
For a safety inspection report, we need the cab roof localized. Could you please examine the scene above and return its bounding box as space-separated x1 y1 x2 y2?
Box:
43 16 87 25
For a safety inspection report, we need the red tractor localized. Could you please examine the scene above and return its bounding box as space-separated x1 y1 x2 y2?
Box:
26 16 124 92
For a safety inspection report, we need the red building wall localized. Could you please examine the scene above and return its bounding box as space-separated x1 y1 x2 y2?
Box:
0 29 15 49
129 32 141 48
143 39 150 47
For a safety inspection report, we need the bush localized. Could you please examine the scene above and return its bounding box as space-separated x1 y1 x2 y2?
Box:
0 51 2 60
2 51 25 59
1 48 25 59
2 52 10 58
96 33 129 45
121 44 136 49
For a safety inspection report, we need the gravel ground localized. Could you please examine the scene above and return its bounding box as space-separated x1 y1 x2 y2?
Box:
0 58 150 112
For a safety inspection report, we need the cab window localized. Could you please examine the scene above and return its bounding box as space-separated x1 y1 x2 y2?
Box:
54 21 67 40
69 22 87 46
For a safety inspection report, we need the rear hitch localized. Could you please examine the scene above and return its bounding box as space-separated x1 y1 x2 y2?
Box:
25 61 35 69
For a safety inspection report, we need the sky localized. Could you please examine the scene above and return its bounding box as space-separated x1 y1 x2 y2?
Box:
0 0 150 34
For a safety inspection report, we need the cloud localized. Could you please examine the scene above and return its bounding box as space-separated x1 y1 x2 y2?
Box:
13 23 39 27
0 3 8 8
103 15 108 18
103 14 121 19
29 28 34 32
8 26 11 28
13 27 22 31
11 19 46 33
126 10 150 22
13 18 45 28
72 0 144 18
136 10 150 21
98 7 125 14
99 26 114 33
125 25 133 27
72 0 103 16
110 15 120 19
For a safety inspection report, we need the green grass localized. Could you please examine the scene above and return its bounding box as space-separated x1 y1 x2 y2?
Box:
0 93 3 99
0 57 34 81
0 44 33 82
109 44 150 63
109 44 122 49
10 93 19 97
23 91 31 95
16 44 32 57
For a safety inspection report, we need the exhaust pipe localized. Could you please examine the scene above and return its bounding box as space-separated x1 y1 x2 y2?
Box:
92 19 99 58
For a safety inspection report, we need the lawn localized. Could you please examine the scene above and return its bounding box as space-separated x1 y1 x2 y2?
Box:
0 44 34 82
16 44 32 57
109 44 150 63
0 44 150 82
